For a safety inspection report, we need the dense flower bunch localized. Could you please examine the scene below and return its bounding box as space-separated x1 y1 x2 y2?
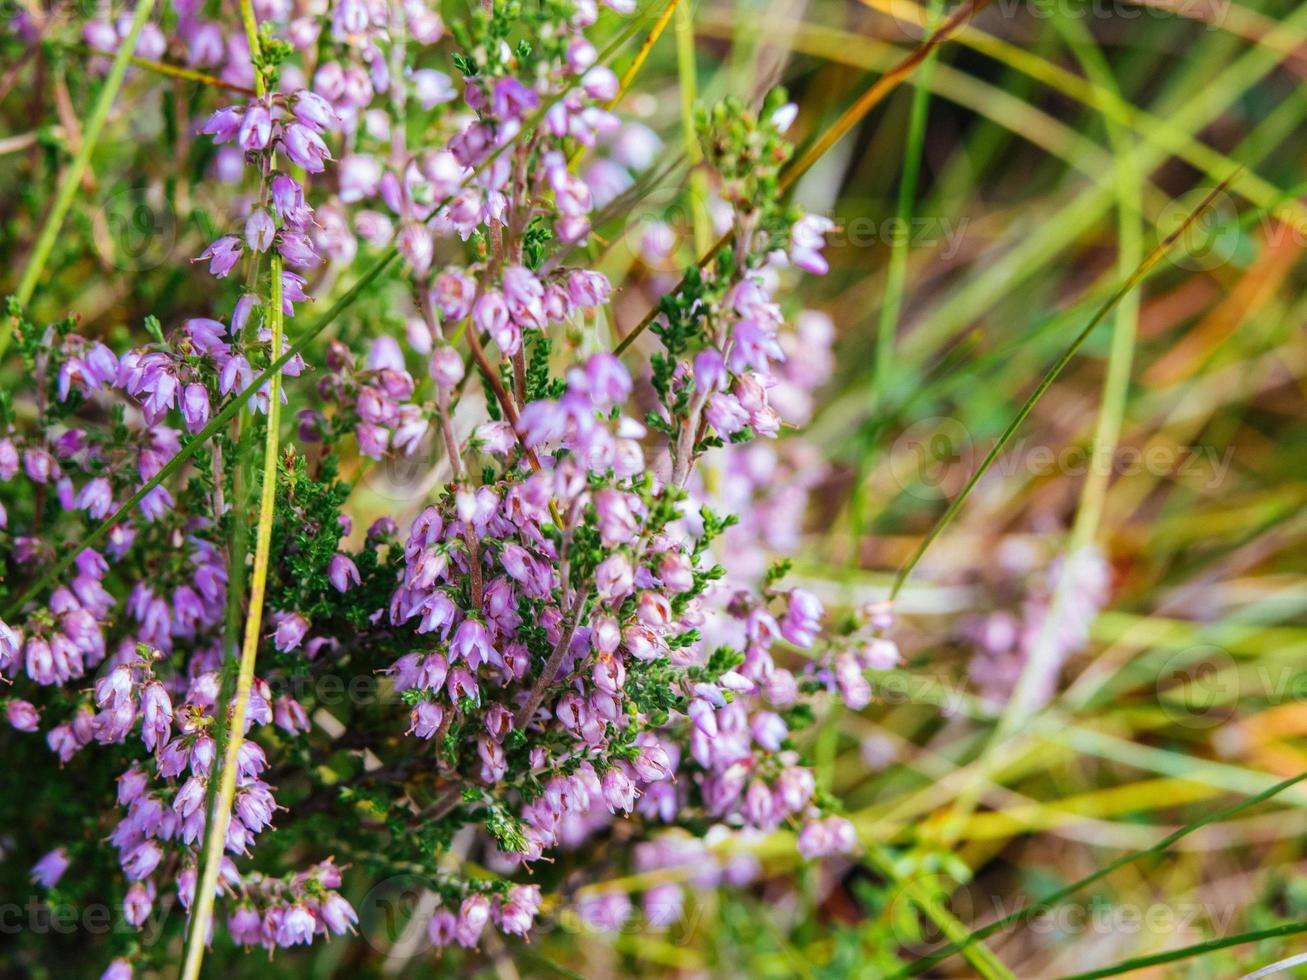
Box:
0 0 889 974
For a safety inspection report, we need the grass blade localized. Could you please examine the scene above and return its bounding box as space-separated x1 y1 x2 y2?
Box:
888 175 1236 600
1057 921 1307 980
180 258 286 979
892 766 1307 977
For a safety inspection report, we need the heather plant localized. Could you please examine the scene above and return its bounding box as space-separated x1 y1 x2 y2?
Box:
0 1 883 974
6 0 1307 977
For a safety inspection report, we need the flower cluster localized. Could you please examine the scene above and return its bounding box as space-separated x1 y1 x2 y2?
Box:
0 1 881 976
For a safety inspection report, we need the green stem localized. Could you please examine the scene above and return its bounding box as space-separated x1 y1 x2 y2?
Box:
181 257 285 980
851 0 943 550
3 0 157 352
891 767 1307 978
675 0 711 256
1057 921 1307 980
872 0 941 415
888 176 1234 600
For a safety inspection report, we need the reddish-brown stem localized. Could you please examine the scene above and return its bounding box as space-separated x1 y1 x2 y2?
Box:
513 591 586 729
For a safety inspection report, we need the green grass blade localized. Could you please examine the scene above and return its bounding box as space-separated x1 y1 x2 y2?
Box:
888 176 1235 600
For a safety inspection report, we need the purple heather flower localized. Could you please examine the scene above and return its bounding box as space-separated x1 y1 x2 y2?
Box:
274 696 310 734
76 477 114 519
595 554 634 601
790 214 835 275
319 892 358 935
282 270 310 312
181 384 211 433
492 76 540 120
566 36 598 73
566 269 610 308
328 554 361 592
198 236 242 278
581 65 619 101
277 230 320 269
409 700 444 739
412 69 457 109
447 666 479 705
273 612 310 651
277 903 316 946
7 699 39 731
198 105 242 143
397 223 433 275
245 208 275 253
282 122 331 172
0 439 17 480
452 618 496 671
431 269 476 320
292 89 338 131
455 894 490 948
122 840 163 880
124 882 153 927
834 653 872 710
138 485 174 521
270 174 312 227
101 958 132 980
236 103 272 151
857 637 901 671
428 346 464 390
186 21 224 67
687 697 718 737
428 908 457 948
472 287 509 340
601 766 636 813
497 884 541 936
140 681 172 751
780 588 824 648
0 619 17 668
575 891 632 933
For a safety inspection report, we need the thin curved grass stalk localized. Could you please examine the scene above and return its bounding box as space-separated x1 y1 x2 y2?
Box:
890 767 1307 978
872 0 942 415
613 0 990 356
183 1 277 969
675 0 711 256
567 0 681 166
866 1 1307 381
1057 920 1307 980
124 51 256 95
923 13 1147 859
1238 950 1307 980
180 260 286 980
2 0 157 358
612 0 680 108
888 174 1236 601
195 0 274 913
